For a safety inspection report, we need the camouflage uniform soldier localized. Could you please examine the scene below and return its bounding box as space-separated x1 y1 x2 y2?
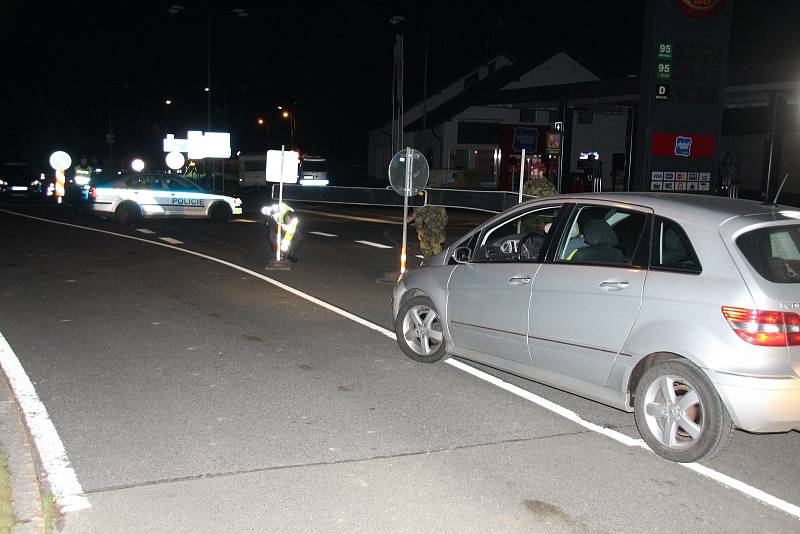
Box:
522 161 558 197
412 205 448 257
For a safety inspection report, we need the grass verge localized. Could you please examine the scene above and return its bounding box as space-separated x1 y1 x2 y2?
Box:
41 493 55 534
0 446 15 534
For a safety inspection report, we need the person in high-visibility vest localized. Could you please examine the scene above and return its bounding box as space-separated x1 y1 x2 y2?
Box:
262 202 303 263
71 158 93 204
73 158 93 186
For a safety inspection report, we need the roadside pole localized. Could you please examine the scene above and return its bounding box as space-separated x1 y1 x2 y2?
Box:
517 148 526 233
277 145 285 263
401 146 412 273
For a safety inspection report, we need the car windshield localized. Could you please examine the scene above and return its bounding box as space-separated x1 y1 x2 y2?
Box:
301 161 326 172
737 225 800 284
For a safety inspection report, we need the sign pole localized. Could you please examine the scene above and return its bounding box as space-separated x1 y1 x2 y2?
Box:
400 146 412 274
277 145 285 262
517 148 526 204
517 148 526 233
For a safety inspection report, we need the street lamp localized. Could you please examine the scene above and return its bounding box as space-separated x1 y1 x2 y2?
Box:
279 108 295 147
168 4 248 131
168 5 248 191
165 99 172 105
389 15 430 158
257 117 270 148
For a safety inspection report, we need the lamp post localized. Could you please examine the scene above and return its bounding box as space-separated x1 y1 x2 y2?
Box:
279 108 295 148
106 82 130 173
168 4 248 190
389 16 429 159
257 117 270 149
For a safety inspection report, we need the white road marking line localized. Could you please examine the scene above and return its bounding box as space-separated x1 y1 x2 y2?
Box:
5 207 799 521
416 255 425 259
0 210 395 341
159 237 183 245
0 332 90 512
135 228 156 235
355 240 393 249
296 209 403 226
444 358 800 520
231 219 258 223
309 231 338 237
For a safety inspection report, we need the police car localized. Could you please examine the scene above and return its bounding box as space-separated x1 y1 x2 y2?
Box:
88 173 243 224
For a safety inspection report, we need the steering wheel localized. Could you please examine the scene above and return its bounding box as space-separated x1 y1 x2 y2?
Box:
519 232 545 261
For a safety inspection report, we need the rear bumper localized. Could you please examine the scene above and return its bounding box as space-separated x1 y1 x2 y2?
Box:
710 370 800 432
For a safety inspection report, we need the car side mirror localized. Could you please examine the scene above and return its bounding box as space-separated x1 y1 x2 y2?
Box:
452 246 471 264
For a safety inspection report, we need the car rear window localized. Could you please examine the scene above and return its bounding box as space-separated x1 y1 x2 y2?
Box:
737 225 800 283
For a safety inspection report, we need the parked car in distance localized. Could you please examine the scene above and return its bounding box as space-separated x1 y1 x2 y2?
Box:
0 162 43 197
393 193 800 463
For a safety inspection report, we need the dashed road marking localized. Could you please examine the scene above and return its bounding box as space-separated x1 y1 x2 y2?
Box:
159 237 183 245
355 240 392 249
4 207 800 521
231 219 258 223
309 231 338 237
0 332 90 512
135 228 156 235
296 209 402 225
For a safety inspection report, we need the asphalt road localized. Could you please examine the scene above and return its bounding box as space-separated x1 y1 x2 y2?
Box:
0 199 799 533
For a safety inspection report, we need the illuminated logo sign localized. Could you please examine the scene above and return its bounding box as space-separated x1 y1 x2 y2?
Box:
512 127 539 152
651 132 716 158
675 0 726 18
163 131 231 159
674 136 693 157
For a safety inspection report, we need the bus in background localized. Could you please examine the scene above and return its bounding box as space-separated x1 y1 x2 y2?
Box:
238 153 328 189
298 156 328 186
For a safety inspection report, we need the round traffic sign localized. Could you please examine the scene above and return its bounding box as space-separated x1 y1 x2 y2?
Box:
49 151 72 171
388 148 429 197
165 151 185 170
131 159 145 172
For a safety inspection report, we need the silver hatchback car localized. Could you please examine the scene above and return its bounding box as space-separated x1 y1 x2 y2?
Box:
392 193 800 463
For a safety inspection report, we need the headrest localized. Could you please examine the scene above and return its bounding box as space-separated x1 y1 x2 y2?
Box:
569 224 580 239
583 219 618 247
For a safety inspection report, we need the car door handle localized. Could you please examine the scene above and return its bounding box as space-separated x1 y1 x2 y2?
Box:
508 276 532 286
598 280 630 290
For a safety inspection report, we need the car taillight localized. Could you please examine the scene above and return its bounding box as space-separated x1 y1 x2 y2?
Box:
721 306 800 346
89 186 96 199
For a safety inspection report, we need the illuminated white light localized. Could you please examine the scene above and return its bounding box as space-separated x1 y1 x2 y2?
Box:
780 211 800 219
165 151 185 170
131 159 145 172
300 179 329 186
261 206 270 215
49 151 72 171
204 87 210 92
163 131 231 159
74 176 90 186
95 168 102 173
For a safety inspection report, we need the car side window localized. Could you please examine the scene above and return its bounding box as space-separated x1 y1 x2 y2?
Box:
651 217 701 274
555 205 648 267
474 206 561 263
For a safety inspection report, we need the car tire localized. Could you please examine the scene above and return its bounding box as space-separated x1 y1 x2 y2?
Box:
115 202 140 225
395 295 448 363
634 359 734 463
210 202 231 222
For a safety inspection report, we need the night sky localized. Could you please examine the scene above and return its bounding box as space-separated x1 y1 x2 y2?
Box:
1 1 798 178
